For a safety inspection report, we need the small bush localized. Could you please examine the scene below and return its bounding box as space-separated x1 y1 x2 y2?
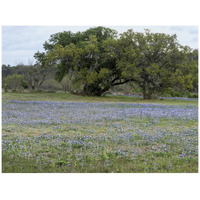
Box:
161 88 184 97
186 92 198 98
4 73 25 92
21 80 29 89
41 79 62 91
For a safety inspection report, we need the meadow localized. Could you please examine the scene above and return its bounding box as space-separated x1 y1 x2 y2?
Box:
2 92 198 173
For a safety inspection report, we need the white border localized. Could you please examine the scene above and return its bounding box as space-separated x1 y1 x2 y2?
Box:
0 1 200 200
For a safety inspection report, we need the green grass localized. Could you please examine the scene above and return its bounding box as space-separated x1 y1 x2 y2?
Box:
2 91 198 105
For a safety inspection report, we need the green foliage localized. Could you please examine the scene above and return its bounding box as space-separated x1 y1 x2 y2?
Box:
171 49 198 93
19 65 47 91
34 52 46 66
4 73 26 91
41 79 62 91
60 75 74 93
185 91 198 98
161 88 183 97
43 28 121 96
4 85 8 92
114 30 187 99
2 64 60 92
21 80 29 89
34 27 198 99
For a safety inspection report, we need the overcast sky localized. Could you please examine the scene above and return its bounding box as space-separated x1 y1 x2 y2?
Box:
2 26 198 66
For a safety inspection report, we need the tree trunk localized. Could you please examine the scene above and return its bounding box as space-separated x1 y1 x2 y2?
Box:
143 90 154 100
31 84 35 90
142 84 147 100
83 84 110 97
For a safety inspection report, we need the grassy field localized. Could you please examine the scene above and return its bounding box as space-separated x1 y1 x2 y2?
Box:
2 92 198 173
2 91 198 105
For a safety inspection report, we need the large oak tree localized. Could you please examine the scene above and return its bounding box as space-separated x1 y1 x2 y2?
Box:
34 27 198 99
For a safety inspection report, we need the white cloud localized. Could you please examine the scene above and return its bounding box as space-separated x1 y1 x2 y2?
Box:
2 26 198 66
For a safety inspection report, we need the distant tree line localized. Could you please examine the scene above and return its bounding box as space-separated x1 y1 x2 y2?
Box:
2 64 65 92
2 27 198 99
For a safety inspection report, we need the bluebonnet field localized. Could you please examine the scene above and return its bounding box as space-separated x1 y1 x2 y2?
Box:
2 99 198 172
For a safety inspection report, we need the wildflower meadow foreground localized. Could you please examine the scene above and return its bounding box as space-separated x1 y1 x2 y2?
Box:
2 98 198 173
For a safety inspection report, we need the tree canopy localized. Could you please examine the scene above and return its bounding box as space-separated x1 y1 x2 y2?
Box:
34 27 198 99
